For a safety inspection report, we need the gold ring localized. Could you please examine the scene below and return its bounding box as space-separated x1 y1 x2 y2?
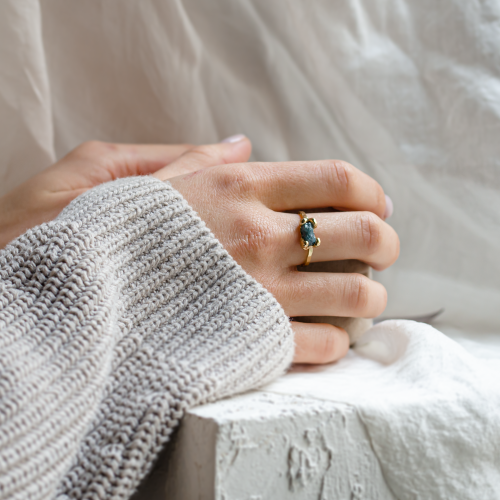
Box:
298 211 320 266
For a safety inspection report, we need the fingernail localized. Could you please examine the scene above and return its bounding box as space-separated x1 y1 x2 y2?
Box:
384 195 394 219
220 134 246 143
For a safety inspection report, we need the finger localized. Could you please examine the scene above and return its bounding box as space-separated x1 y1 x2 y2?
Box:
105 143 194 174
282 272 387 318
236 160 387 218
276 211 400 271
153 135 252 181
56 141 194 178
292 322 349 364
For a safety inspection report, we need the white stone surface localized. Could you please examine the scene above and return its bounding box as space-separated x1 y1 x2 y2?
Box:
134 391 395 500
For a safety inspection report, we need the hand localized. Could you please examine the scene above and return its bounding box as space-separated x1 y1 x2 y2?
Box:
0 136 399 366
155 138 400 364
0 139 251 248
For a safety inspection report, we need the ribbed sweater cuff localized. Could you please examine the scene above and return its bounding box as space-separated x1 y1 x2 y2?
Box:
0 176 294 500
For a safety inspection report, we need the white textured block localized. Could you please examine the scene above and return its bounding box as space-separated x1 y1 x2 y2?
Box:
134 391 394 499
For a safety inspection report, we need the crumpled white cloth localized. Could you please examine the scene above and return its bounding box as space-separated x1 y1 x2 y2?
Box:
1 0 499 334
266 320 500 499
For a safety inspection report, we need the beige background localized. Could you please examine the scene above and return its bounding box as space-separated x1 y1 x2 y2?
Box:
1 0 499 334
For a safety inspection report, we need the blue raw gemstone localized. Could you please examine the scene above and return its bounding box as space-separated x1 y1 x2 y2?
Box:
300 221 317 246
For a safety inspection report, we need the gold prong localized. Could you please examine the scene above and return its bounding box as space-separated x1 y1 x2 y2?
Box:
314 237 321 247
311 218 318 229
301 238 309 250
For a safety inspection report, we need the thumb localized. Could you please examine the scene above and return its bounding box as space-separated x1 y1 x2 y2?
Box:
153 134 252 181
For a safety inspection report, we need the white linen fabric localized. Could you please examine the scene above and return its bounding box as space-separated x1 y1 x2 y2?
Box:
1 0 499 333
1 0 499 497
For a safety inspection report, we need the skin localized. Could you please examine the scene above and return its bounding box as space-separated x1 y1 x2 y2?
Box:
0 137 400 364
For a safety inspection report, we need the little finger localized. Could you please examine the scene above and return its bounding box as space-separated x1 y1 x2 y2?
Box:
292 322 349 364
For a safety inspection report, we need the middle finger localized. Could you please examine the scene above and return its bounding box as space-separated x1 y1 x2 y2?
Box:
240 160 387 218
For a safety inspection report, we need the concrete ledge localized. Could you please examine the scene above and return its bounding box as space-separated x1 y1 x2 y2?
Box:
134 391 395 500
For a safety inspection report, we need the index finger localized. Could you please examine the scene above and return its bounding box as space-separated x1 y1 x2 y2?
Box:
54 141 194 178
240 160 387 218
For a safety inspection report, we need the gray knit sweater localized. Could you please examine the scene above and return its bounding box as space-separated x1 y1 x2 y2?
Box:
0 176 294 500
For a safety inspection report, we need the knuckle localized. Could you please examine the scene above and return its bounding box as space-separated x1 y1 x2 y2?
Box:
282 274 313 309
346 274 370 312
356 212 382 254
244 223 273 255
284 286 300 310
230 212 274 259
314 331 338 364
215 165 254 195
327 160 353 196
189 145 220 163
73 140 111 158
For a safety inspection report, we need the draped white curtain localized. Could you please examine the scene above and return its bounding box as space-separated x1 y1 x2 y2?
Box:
1 0 499 334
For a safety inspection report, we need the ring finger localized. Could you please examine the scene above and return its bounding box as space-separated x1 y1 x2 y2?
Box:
275 211 400 270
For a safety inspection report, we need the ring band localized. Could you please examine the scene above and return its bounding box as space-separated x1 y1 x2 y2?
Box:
298 211 320 266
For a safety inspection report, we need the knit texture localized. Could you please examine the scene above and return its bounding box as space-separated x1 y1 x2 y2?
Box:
0 176 294 500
